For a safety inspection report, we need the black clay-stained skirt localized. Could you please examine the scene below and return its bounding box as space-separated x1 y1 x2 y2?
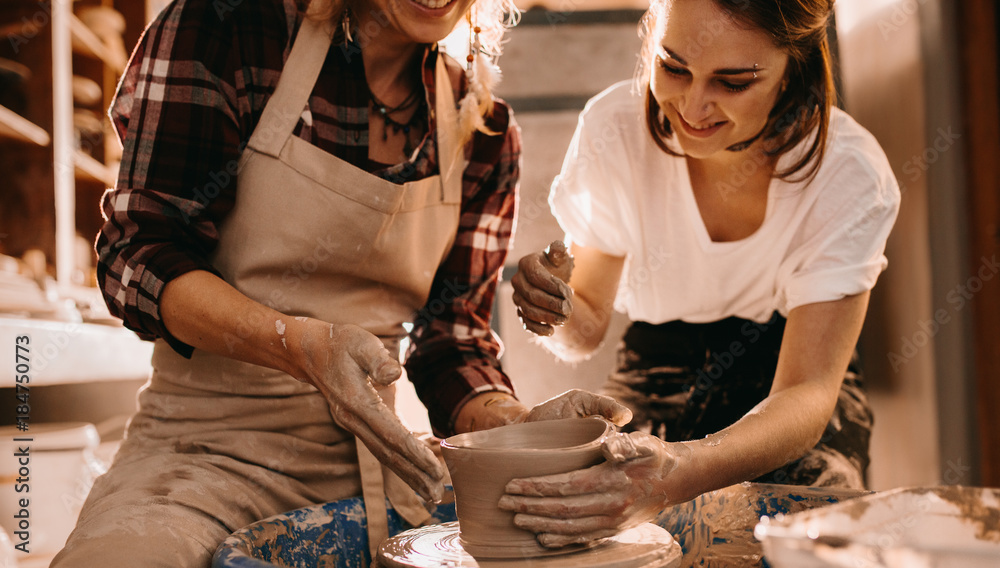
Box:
603 313 873 489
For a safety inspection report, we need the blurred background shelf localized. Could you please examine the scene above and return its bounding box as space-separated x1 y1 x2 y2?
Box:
75 149 116 186
0 103 50 146
69 11 127 73
0 317 152 387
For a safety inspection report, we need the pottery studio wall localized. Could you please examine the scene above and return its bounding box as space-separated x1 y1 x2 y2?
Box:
833 0 980 490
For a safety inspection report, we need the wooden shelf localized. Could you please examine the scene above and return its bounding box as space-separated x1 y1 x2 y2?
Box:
69 13 126 73
74 150 116 187
0 104 51 146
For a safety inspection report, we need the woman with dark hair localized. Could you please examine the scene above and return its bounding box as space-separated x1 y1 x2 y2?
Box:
51 0 629 565
502 0 900 546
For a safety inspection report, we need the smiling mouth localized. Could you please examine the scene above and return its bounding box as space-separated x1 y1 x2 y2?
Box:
411 0 455 8
687 120 723 131
675 113 727 137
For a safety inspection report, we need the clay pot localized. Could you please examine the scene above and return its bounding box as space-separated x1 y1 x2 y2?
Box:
440 416 612 559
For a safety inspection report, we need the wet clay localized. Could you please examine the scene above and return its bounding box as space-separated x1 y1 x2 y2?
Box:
440 417 610 559
377 521 681 568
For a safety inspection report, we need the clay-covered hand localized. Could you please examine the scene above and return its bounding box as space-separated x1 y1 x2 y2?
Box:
524 389 632 427
298 322 445 503
455 389 630 433
511 241 575 336
498 431 682 548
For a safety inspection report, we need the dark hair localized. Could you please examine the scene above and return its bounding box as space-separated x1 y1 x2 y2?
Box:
636 0 836 182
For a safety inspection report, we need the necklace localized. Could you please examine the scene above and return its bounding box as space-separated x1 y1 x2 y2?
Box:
370 89 425 140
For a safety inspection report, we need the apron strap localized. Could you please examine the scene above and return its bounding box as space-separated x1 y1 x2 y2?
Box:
382 465 433 527
356 383 432 560
356 439 390 562
246 15 333 158
245 21 461 561
355 435 433 561
433 50 464 206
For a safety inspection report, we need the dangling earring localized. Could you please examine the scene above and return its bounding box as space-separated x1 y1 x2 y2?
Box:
341 8 353 43
467 14 481 72
753 63 759 79
456 9 500 147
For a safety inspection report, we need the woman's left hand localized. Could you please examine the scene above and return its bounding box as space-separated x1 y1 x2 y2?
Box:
498 431 686 548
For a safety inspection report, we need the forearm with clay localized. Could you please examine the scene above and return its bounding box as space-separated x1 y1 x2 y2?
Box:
160 270 446 503
543 288 614 361
161 270 312 377
674 379 839 498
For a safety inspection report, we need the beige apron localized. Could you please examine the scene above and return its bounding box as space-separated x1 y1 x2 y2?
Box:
54 15 463 568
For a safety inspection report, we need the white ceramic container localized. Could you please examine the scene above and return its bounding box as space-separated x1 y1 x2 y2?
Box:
755 485 1000 568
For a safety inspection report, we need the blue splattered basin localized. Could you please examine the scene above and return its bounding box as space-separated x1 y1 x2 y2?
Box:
212 496 456 568
657 482 869 567
213 482 862 568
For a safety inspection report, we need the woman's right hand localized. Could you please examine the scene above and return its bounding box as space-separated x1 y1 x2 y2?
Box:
498 431 689 548
160 273 445 502
296 321 446 503
511 240 576 336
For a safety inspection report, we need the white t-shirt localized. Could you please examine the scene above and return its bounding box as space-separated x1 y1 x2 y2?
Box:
550 81 901 324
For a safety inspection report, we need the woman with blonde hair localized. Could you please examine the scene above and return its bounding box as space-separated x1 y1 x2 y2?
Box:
53 0 627 565
504 0 900 546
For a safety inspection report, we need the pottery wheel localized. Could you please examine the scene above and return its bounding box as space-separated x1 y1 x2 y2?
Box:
377 522 681 568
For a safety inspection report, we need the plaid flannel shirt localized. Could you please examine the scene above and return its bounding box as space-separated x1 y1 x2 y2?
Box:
96 0 520 436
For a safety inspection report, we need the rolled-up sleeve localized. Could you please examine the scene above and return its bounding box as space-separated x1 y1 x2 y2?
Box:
97 0 285 356
778 150 901 312
405 103 521 437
